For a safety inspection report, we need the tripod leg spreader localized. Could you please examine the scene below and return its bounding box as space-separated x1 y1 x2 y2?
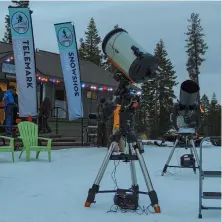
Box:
161 136 200 176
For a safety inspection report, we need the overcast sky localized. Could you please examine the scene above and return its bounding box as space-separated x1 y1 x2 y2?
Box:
0 1 221 102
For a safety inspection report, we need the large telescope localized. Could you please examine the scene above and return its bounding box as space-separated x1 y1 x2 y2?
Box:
180 80 200 107
102 28 159 84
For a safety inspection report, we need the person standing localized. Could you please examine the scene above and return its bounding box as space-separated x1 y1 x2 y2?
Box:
38 97 52 133
97 98 107 147
112 104 125 152
3 85 16 136
12 89 18 125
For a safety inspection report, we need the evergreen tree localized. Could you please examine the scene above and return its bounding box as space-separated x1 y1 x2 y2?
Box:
139 81 158 139
78 18 102 66
154 39 178 135
12 0 29 7
208 93 221 136
200 94 210 135
185 13 208 105
2 15 12 43
200 94 210 114
78 38 87 60
2 0 30 43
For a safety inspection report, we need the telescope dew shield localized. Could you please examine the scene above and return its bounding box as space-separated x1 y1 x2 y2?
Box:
180 80 200 106
102 28 158 84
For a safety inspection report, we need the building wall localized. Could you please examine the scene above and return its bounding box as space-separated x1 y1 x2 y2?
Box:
46 82 115 118
0 73 115 119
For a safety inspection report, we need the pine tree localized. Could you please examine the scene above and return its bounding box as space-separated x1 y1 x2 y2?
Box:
12 0 29 7
2 15 12 43
2 0 30 43
185 13 208 105
78 38 87 60
154 39 178 135
139 81 158 139
208 93 221 136
200 94 210 114
78 18 102 66
200 94 210 135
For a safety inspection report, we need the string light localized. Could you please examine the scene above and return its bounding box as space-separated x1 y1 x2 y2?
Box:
5 56 14 62
4 57 114 91
36 74 113 91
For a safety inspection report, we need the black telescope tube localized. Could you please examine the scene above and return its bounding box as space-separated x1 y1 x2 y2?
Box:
180 80 200 106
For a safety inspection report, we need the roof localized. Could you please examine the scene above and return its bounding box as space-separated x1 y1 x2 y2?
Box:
0 41 118 87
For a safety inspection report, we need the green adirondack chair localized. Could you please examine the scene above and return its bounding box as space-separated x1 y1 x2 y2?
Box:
18 121 52 162
0 136 14 162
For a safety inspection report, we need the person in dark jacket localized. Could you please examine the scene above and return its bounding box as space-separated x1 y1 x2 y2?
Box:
12 89 18 125
38 97 52 133
97 98 107 147
3 85 16 136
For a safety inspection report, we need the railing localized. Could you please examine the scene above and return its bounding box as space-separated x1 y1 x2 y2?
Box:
50 106 86 146
51 106 68 135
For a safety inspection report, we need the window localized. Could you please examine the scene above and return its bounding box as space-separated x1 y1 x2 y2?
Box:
55 89 65 100
86 91 98 100
54 88 67 118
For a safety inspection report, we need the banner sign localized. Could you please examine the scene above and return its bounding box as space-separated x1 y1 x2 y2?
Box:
8 7 37 117
54 22 83 120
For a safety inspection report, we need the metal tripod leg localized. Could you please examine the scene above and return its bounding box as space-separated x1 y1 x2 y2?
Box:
134 147 161 213
85 141 118 207
190 139 200 168
128 143 138 187
162 138 180 176
189 142 196 173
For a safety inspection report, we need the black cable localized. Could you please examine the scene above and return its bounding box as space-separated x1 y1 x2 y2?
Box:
111 159 120 189
108 141 154 216
107 204 155 215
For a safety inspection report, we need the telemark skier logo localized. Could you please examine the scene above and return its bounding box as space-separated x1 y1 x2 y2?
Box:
11 12 29 34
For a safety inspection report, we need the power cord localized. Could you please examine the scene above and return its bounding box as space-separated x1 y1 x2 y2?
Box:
109 151 155 215
111 160 121 189
154 146 183 178
107 203 155 215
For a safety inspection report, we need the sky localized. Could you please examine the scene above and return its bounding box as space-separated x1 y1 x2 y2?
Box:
0 0 221 102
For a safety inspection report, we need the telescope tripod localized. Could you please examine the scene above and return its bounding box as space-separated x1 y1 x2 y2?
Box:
161 133 200 176
84 129 161 213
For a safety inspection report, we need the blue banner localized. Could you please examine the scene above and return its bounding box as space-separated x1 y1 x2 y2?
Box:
8 7 37 117
54 22 83 120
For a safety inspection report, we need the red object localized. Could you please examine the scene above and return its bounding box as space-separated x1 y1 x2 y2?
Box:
27 116 32 122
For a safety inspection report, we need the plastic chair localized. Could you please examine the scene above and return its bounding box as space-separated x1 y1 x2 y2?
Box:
0 135 14 162
18 121 52 161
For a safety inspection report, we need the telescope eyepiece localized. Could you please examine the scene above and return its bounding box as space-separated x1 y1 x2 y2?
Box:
131 45 144 58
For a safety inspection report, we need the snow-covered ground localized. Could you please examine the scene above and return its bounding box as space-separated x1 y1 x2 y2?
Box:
0 143 221 222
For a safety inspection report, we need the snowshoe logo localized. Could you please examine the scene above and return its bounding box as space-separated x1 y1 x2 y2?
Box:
58 27 73 47
11 12 29 34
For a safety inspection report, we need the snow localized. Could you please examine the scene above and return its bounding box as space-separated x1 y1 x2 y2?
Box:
0 143 221 222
